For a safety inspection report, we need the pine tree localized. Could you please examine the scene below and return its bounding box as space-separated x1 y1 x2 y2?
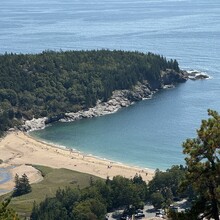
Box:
0 199 20 220
14 173 19 187
13 173 32 197
183 109 220 220
21 173 32 194
173 59 180 72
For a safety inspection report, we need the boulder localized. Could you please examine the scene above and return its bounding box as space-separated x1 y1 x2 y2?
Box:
22 117 47 131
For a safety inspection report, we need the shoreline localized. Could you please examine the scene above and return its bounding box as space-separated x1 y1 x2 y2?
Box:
22 82 154 132
22 68 188 132
0 70 210 196
22 69 210 132
0 131 155 196
25 132 156 175
28 132 151 171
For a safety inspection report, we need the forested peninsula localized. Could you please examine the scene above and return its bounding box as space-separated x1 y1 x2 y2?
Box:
0 50 187 134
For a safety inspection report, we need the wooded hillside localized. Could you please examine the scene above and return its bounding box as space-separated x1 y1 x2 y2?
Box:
0 50 180 135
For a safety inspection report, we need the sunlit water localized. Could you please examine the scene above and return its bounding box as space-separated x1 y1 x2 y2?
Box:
1 0 220 169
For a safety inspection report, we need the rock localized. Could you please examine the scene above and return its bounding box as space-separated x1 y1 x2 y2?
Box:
161 69 187 85
22 117 47 131
45 113 65 124
163 84 175 89
8 128 16 132
194 74 209 80
61 82 153 123
186 70 210 80
22 69 187 131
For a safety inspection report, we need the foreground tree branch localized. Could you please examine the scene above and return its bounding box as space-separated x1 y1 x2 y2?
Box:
183 109 220 220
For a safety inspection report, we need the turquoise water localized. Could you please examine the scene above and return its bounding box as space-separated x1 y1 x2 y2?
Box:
32 78 220 169
1 0 220 169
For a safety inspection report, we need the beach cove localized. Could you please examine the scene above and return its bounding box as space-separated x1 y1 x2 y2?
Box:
0 0 220 196
0 70 211 195
0 131 154 195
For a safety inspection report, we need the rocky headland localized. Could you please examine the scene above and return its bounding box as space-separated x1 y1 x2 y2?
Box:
22 69 209 131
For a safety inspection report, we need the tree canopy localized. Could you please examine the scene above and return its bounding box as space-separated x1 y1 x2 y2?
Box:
30 175 148 220
183 109 220 220
0 199 20 220
148 165 186 209
0 50 181 136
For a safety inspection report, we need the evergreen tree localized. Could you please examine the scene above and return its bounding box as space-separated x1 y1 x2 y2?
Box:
173 59 180 72
14 173 19 187
148 165 186 208
30 175 149 220
0 198 20 220
13 173 32 197
183 109 220 220
0 50 183 137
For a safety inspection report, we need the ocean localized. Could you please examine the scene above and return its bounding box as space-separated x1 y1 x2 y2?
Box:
1 0 220 169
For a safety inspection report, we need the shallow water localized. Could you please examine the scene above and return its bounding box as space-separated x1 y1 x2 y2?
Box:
0 167 12 195
0 168 12 185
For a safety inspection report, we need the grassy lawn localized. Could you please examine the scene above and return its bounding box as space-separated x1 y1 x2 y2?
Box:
0 165 100 218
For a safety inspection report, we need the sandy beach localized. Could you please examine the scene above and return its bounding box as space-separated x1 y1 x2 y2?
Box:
0 131 154 195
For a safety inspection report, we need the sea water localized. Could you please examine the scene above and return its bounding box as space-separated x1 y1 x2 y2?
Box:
1 0 220 169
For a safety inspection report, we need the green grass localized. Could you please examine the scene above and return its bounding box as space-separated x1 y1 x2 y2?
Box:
0 165 100 218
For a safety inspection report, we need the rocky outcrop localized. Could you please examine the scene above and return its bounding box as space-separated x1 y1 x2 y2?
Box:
161 69 187 85
61 81 153 122
21 81 154 130
22 69 188 131
185 70 210 80
128 81 152 101
45 114 65 124
23 117 47 131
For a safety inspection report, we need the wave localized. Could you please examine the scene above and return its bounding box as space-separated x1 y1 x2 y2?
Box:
186 69 211 80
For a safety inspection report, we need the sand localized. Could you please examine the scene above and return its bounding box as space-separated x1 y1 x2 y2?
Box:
0 131 154 195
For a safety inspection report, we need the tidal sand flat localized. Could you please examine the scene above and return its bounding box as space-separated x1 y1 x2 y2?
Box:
0 131 154 194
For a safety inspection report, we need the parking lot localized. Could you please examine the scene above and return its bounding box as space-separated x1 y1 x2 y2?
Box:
106 204 164 220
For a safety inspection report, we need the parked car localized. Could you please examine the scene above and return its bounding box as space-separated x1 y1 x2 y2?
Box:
156 209 165 215
134 212 145 218
136 209 144 214
120 215 131 220
155 209 165 218
170 206 179 213
155 212 163 218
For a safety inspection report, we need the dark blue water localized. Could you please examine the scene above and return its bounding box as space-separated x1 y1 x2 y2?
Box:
1 0 220 169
